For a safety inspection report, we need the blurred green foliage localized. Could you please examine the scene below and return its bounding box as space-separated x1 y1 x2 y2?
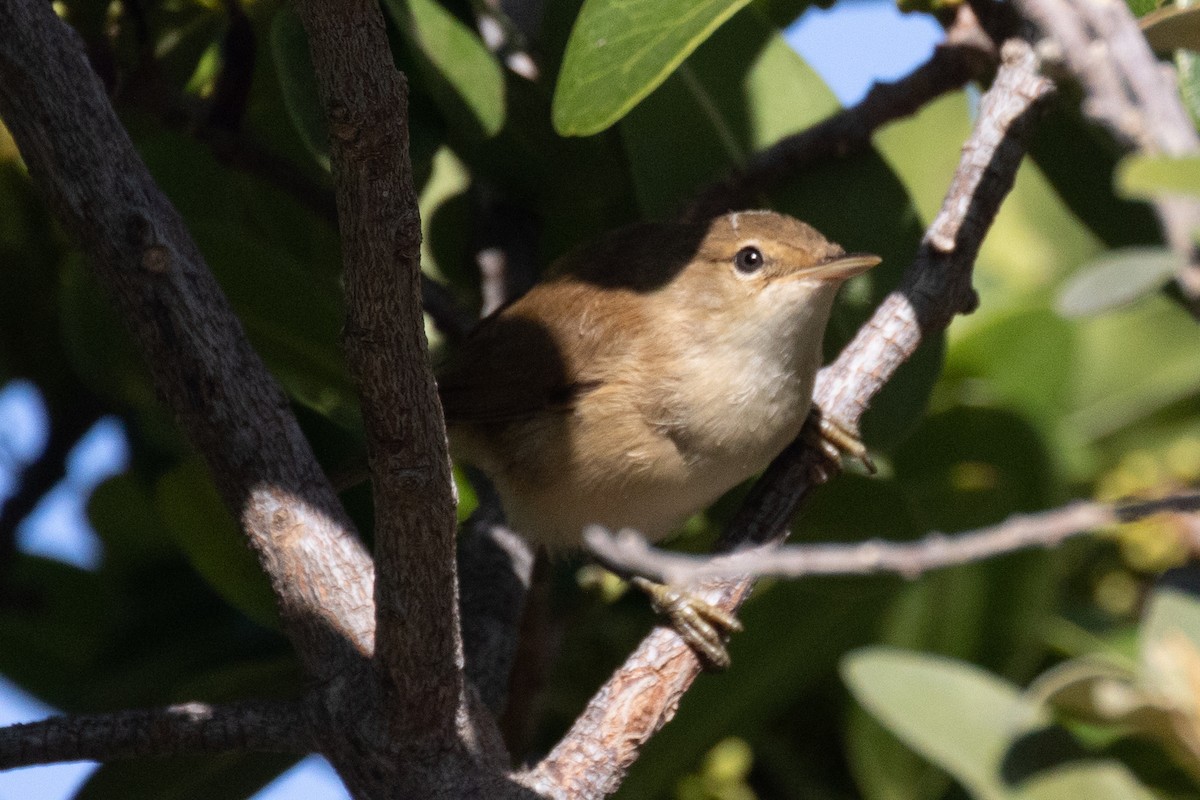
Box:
2 0 1200 798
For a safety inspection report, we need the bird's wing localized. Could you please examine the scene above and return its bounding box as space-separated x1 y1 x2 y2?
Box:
436 280 636 425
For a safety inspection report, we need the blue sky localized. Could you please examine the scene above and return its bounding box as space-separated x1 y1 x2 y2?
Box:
0 4 942 798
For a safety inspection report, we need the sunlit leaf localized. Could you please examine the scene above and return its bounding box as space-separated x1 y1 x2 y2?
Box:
1117 154 1200 200
619 7 837 215
1029 657 1165 732
843 647 1047 800
1056 248 1179 318
1065 293 1200 444
553 0 754 136
1141 584 1200 689
1019 761 1160 800
1176 49 1200 128
1124 0 1159 17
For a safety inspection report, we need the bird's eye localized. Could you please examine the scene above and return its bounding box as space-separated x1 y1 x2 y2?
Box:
734 246 764 273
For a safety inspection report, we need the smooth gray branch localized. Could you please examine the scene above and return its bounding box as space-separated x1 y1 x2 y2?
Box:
524 39 1055 800
585 493 1200 584
0 701 312 770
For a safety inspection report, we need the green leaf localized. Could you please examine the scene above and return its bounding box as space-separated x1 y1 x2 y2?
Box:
1176 49 1200 128
1117 154 1200 200
553 0 754 136
846 706 951 800
154 9 224 94
383 0 506 137
1019 761 1161 800
1057 248 1180 318
59 256 156 409
878 410 1062 680
0 557 114 709
754 0 820 28
127 128 358 428
843 647 1047 800
1029 657 1170 735
1140 584 1200 691
185 218 360 430
1142 584 1200 654
1027 94 1160 251
173 657 304 702
156 460 281 630
1141 5 1200 54
947 310 1076 438
1065 293 1200 444
87 474 176 574
619 8 838 216
1124 0 1159 17
1028 656 1139 716
270 8 330 171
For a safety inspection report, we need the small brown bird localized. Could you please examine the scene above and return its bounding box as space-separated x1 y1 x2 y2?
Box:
439 210 878 544
437 210 879 664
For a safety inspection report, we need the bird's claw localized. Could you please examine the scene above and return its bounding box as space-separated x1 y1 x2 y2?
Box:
804 409 876 484
632 576 742 670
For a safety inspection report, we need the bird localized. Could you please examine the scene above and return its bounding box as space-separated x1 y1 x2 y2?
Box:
436 209 880 666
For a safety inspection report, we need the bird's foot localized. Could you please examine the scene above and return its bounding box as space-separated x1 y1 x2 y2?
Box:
632 576 743 670
803 409 876 484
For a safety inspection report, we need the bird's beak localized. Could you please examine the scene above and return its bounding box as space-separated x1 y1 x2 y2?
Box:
808 252 882 280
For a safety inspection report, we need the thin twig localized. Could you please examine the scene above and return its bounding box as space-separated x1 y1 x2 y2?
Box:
1010 0 1200 312
585 492 1200 584
524 39 1055 800
685 5 997 220
0 701 312 769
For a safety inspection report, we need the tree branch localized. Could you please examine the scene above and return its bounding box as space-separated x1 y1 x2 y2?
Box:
584 493 1200 584
1009 0 1200 313
0 0 375 681
0 701 312 769
458 491 535 716
524 39 1054 800
685 5 997 220
290 0 467 743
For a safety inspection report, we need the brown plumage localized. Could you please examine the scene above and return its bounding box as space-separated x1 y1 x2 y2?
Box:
437 210 879 549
